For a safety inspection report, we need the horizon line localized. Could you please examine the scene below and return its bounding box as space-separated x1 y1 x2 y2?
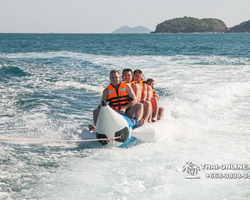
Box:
0 32 153 34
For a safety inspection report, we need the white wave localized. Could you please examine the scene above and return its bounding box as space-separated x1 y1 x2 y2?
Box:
1 51 250 200
54 81 104 93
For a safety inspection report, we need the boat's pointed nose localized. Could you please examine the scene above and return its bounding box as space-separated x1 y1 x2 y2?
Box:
102 101 107 107
95 104 129 146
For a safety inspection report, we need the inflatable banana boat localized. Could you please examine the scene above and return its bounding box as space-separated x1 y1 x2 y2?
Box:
87 101 156 147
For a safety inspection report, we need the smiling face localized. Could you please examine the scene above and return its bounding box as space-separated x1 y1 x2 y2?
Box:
147 80 154 89
110 72 120 86
122 70 133 83
134 72 143 82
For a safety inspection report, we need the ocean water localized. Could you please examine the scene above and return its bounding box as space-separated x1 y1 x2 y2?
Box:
0 33 250 200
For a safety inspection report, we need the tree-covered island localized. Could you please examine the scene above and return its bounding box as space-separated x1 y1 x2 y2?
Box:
152 17 228 33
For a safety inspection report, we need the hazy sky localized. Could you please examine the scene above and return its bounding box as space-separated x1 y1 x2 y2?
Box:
1 0 249 33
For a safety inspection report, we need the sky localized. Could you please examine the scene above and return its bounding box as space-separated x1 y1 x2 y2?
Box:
0 0 249 33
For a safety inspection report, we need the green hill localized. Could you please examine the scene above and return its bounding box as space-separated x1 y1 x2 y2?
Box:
226 20 250 33
152 17 228 33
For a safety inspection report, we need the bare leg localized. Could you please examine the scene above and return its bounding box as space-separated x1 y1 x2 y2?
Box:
126 103 145 127
157 107 164 120
151 97 159 122
133 118 145 128
88 107 100 131
126 103 143 122
93 108 100 125
142 100 152 123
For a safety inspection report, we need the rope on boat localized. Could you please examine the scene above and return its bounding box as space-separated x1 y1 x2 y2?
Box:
0 136 121 144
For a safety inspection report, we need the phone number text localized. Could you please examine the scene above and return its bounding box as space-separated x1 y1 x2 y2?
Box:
206 173 250 179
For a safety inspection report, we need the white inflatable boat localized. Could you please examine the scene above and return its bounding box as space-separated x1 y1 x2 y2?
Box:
88 101 156 147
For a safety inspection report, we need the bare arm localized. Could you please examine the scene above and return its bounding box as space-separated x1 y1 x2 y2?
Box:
147 85 153 101
132 83 141 103
141 83 147 102
101 88 108 104
125 83 137 108
154 93 159 100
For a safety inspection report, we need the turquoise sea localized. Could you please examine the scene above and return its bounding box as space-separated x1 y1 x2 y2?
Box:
0 33 250 200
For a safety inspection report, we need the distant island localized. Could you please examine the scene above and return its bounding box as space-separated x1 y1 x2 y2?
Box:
151 16 250 33
113 17 250 34
112 26 152 33
152 17 227 33
226 19 250 33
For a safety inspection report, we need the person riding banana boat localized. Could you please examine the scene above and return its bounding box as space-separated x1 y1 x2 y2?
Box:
132 69 153 123
88 70 144 131
146 78 164 122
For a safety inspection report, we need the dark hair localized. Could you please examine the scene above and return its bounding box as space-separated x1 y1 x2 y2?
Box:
110 70 119 75
146 78 154 83
133 69 142 74
122 68 133 74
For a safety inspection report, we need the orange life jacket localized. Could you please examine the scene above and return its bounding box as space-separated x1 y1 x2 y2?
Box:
131 80 144 92
131 80 137 85
124 81 132 86
152 90 156 96
107 82 130 111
